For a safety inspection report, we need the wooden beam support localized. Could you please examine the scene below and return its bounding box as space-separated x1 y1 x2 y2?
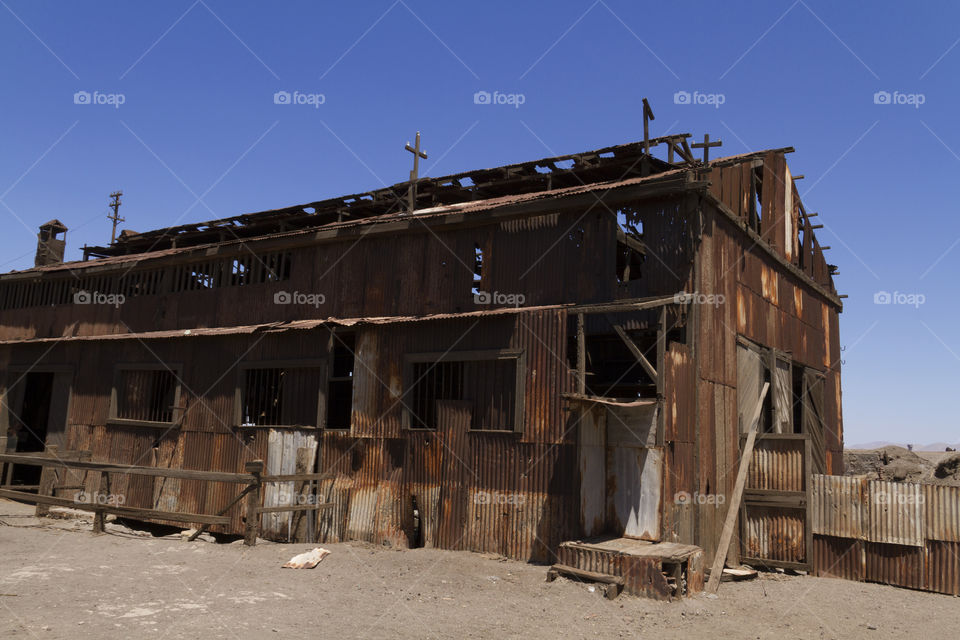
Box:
187 484 256 542
609 320 657 382
573 293 682 315
576 312 586 395
244 460 264 546
547 563 624 600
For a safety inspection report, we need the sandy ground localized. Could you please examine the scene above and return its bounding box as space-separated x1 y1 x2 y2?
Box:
1 499 958 639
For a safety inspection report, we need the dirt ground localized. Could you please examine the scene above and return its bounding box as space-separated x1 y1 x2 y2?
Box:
1 500 958 639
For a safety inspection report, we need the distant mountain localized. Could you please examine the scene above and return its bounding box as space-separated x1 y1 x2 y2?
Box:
919 442 960 452
848 441 900 450
847 440 960 451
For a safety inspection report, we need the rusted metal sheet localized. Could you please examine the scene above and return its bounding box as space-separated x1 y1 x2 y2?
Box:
867 480 924 547
557 539 703 600
812 534 863 581
748 437 806 492
606 446 662 541
923 484 960 543
864 541 925 590
925 540 960 595
578 405 606 537
811 474 866 539
742 505 806 563
0 140 846 573
811 478 960 596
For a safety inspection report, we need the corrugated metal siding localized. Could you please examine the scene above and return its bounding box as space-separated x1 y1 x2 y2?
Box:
555 543 674 600
864 541 925 590
925 540 960 596
867 480 924 547
811 476 960 595
1 154 848 569
812 474 866 539
748 438 805 492
812 534 863 581
310 310 578 561
743 505 806 563
0 209 636 342
923 484 960 543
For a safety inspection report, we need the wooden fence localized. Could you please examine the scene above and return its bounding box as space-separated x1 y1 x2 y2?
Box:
0 450 332 545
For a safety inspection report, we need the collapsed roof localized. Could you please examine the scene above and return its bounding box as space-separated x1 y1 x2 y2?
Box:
79 134 783 260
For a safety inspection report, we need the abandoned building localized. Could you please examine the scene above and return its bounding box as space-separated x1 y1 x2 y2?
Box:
0 131 844 598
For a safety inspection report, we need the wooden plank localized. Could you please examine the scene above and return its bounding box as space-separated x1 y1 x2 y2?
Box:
257 503 334 514
0 488 231 525
610 322 657 381
743 491 806 508
35 445 58 518
805 437 813 566
576 312 586 395
547 563 624 599
92 471 109 534
574 293 681 315
187 484 256 542
706 381 769 594
244 460 264 546
741 556 809 572
0 454 252 484
260 472 332 483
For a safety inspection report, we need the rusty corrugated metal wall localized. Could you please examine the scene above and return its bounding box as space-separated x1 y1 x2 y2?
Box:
741 435 808 566
313 310 578 561
811 474 960 596
690 151 843 567
0 147 847 570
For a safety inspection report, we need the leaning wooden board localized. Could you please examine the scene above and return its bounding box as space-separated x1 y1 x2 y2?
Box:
706 381 769 594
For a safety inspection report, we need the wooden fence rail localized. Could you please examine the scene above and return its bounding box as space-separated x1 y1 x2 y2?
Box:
0 452 333 545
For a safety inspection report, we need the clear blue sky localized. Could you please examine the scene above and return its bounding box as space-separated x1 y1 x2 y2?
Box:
1 1 957 446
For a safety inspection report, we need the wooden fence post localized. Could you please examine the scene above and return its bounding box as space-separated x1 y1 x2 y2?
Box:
92 470 109 534
35 445 58 517
0 436 7 486
244 460 264 546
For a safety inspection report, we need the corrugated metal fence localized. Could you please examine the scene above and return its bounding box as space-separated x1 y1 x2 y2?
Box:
811 474 960 595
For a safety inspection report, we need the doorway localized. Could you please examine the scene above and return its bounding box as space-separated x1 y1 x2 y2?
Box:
4 370 71 487
577 399 663 541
